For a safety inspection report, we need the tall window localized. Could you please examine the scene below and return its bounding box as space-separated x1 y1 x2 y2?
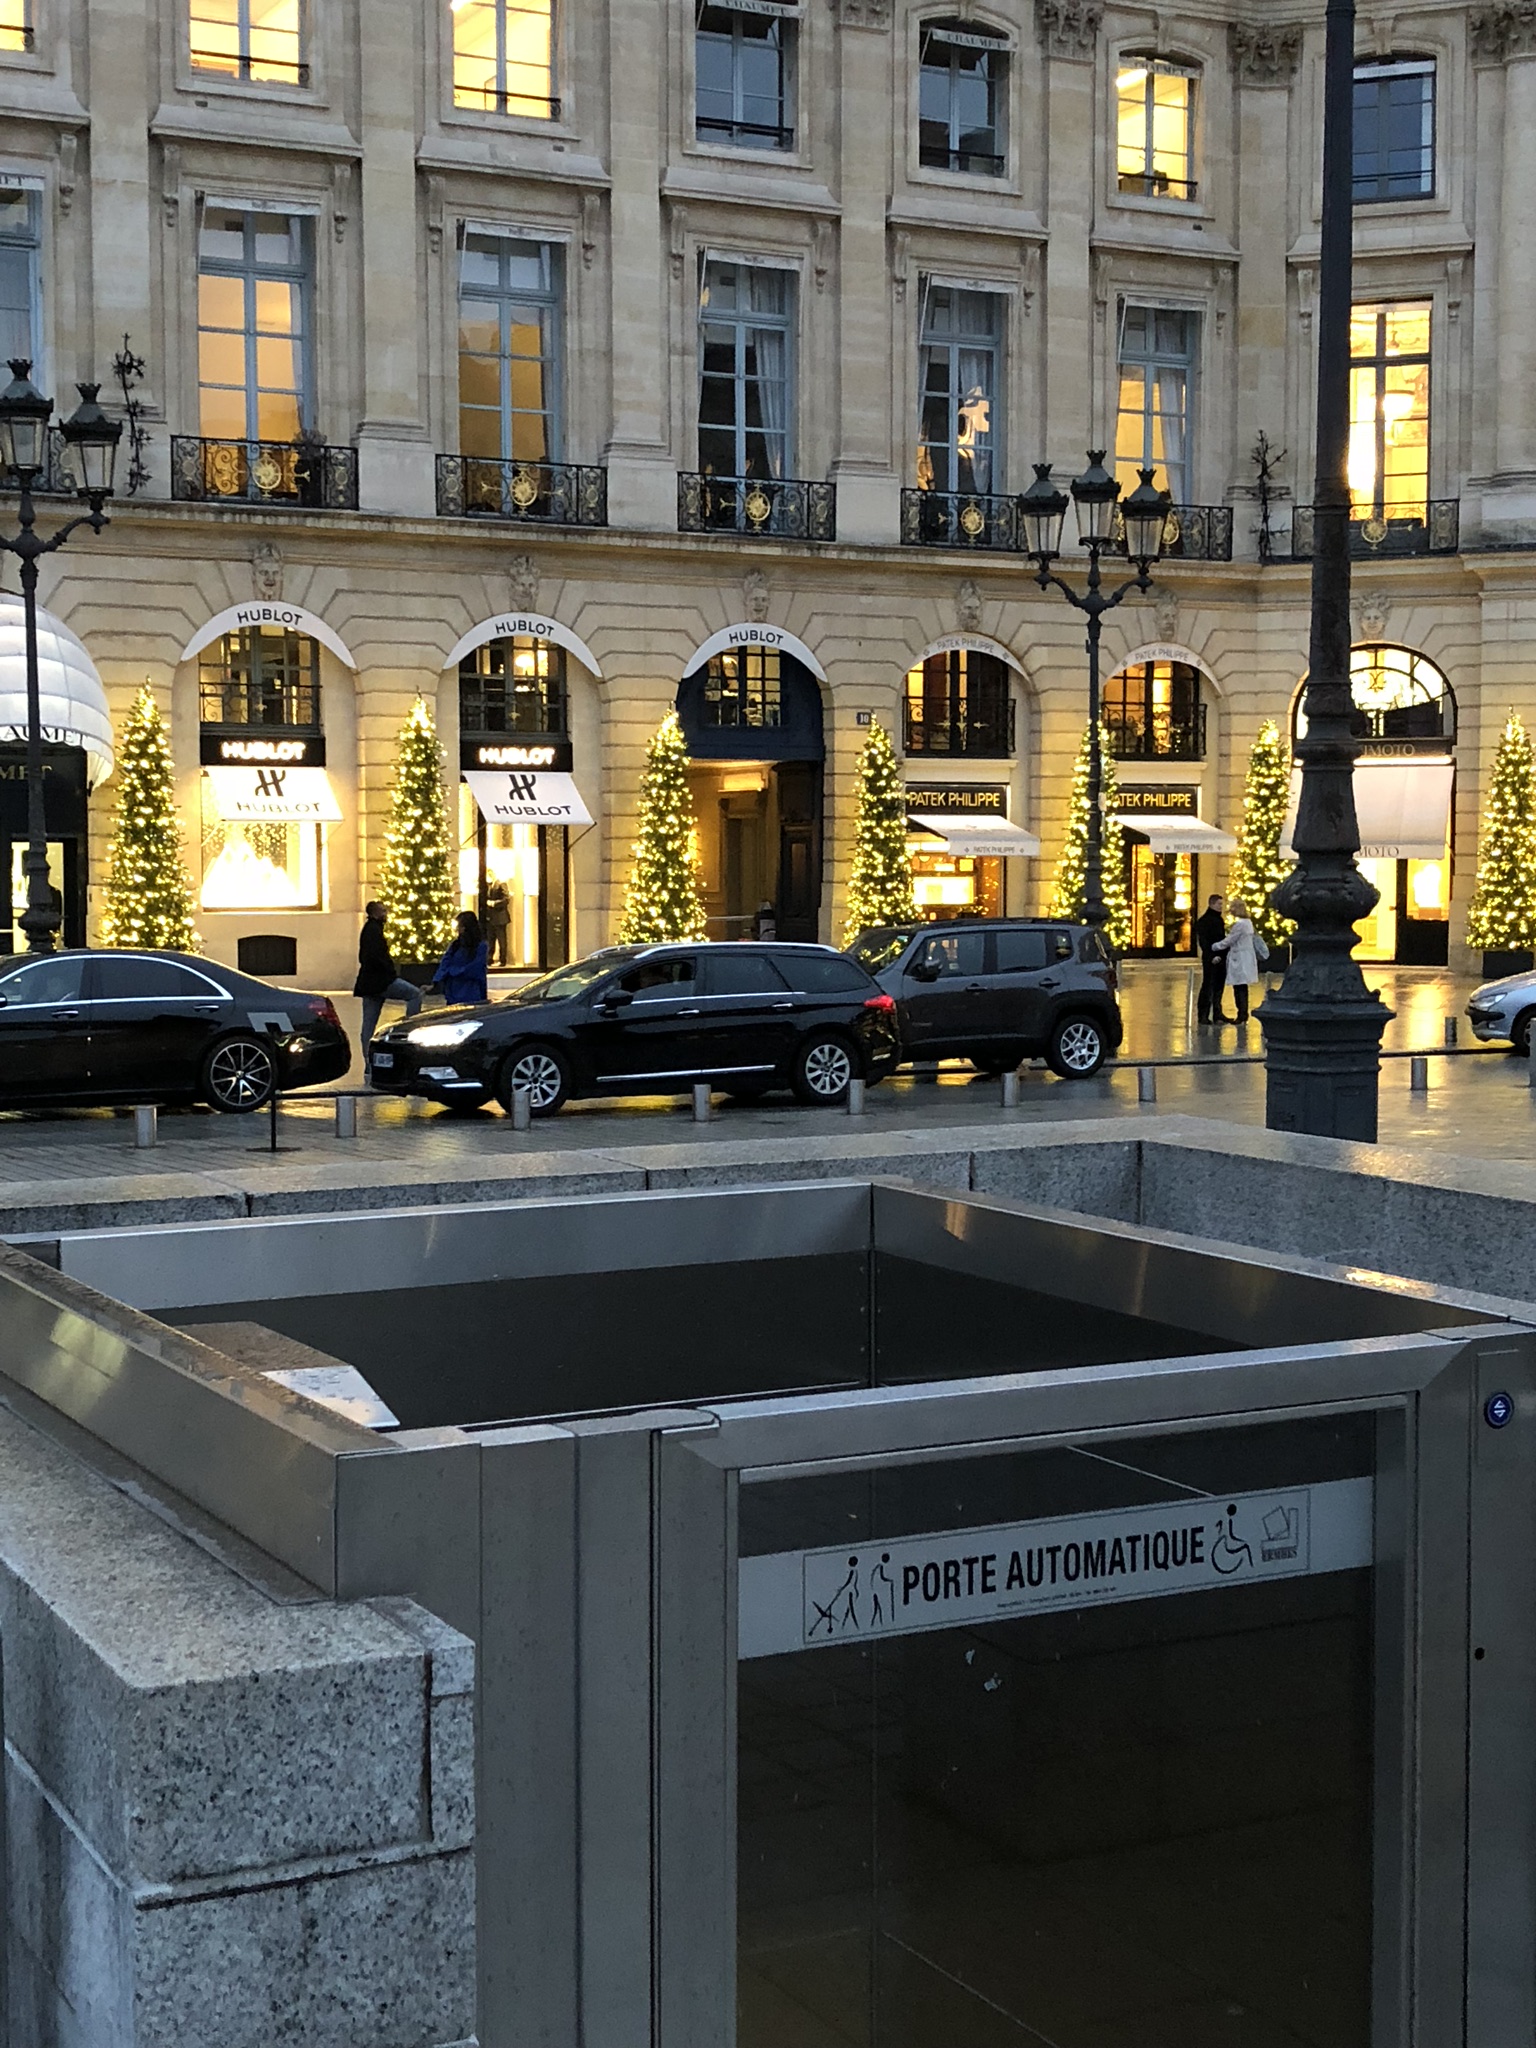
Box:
190 0 306 85
1348 302 1430 521
698 262 794 481
458 235 561 464
0 1 32 52
904 650 1012 757
1105 661 1204 760
198 209 311 442
452 0 555 117
460 637 568 734
696 3 793 150
1117 58 1196 200
0 187 40 370
916 285 1003 494
1354 59 1434 202
1115 306 1196 503
919 21 1006 175
199 627 320 729
702 649 782 728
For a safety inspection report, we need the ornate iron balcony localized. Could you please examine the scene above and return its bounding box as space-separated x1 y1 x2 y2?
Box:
171 435 358 509
903 700 1016 758
437 456 607 526
1107 704 1208 762
1110 502 1233 562
1289 501 1459 559
901 488 1021 551
678 473 836 541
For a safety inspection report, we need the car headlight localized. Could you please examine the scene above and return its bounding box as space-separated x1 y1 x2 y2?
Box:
404 1020 483 1047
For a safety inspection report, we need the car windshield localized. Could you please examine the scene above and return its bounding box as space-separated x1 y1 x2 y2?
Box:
511 955 632 1003
847 928 913 972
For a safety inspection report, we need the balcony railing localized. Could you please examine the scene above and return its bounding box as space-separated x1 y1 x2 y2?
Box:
1289 501 1459 559
1111 503 1234 562
437 456 607 526
1107 704 1208 762
171 435 358 509
903 700 1016 758
678 473 836 541
901 488 1021 551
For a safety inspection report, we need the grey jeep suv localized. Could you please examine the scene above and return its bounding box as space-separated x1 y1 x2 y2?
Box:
847 920 1123 1077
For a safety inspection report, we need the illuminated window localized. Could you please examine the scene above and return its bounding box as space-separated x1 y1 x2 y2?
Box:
1104 660 1204 760
1293 645 1455 744
460 636 568 734
698 261 794 481
1348 302 1430 522
1115 306 1196 503
903 650 1012 757
190 0 305 84
199 628 324 912
696 3 793 150
452 0 555 118
0 0 32 52
916 285 1002 494
1117 58 1196 200
199 627 320 730
198 209 311 443
458 234 561 463
702 649 782 728
919 20 1006 175
1354 58 1433 202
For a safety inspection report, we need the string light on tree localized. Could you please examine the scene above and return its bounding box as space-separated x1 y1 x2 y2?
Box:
617 711 707 943
1231 719 1296 952
376 697 457 965
1050 721 1131 952
100 682 199 952
842 719 916 943
1467 711 1536 956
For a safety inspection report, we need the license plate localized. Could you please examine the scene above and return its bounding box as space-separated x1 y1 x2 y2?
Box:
371 1051 394 1070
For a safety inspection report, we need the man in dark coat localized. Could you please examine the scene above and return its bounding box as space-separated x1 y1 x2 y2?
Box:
355 900 423 1050
1195 894 1231 1025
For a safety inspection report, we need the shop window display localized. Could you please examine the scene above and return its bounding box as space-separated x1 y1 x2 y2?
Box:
200 806 323 910
1126 843 1194 953
198 625 328 913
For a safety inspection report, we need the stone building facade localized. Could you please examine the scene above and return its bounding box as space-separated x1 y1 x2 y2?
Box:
0 0 1530 984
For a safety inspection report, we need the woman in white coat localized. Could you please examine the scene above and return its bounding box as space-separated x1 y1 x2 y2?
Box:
1211 897 1268 1024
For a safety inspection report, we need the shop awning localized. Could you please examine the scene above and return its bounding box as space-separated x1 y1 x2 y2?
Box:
1282 758 1453 861
204 765 342 822
1115 815 1238 854
465 770 594 826
0 593 114 787
907 813 1041 857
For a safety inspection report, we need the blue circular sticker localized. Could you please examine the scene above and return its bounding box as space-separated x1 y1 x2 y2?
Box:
1485 1392 1515 1429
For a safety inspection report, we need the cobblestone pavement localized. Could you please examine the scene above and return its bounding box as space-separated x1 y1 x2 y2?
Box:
0 962 1526 1184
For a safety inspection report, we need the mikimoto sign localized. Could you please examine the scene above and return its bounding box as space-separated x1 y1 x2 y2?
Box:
737 1477 1373 1658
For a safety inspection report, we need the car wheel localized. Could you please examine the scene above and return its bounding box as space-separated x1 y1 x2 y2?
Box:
793 1032 857 1106
972 1046 1027 1076
1513 1009 1534 1058
1046 1013 1107 1080
498 1044 570 1116
202 1034 278 1113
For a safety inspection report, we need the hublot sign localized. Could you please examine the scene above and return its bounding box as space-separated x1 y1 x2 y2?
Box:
200 732 327 766
461 738 574 772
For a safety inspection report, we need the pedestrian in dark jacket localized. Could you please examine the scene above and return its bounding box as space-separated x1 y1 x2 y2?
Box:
434 912 490 1007
1194 894 1231 1025
354 900 423 1049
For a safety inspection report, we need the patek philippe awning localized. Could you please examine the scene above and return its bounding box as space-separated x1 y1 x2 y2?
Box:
907 813 1042 857
465 770 594 826
1115 814 1238 854
204 765 343 822
1282 758 1453 861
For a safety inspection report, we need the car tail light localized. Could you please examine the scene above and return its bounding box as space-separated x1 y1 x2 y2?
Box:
307 997 342 1028
862 993 897 1014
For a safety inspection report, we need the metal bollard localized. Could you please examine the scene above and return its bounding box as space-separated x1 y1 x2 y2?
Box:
334 1094 358 1138
1000 1068 1020 1108
1528 1054 1536 1092
1185 967 1198 1035
692 1082 713 1123
846 1077 866 1116
1444 1017 1458 1047
511 1085 532 1132
132 1104 158 1149
1138 1066 1157 1104
1410 1056 1429 1094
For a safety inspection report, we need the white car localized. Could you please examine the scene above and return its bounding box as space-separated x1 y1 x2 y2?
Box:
1467 967 1536 1055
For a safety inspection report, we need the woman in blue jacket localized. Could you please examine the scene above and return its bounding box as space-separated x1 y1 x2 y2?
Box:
434 911 490 1006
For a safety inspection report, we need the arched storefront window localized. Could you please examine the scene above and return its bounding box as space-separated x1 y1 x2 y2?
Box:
458 634 573 970
1292 644 1454 745
1105 659 1205 761
459 634 568 736
904 649 1013 758
199 626 328 913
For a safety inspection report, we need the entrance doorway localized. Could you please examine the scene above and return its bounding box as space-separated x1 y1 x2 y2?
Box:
1126 844 1196 954
1357 856 1450 966
0 746 88 952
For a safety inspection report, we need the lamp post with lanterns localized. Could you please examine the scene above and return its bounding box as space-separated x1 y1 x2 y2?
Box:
1019 452 1170 938
0 360 121 954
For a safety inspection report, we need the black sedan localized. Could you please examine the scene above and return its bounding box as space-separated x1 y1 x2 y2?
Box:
0 949 351 1112
368 941 901 1114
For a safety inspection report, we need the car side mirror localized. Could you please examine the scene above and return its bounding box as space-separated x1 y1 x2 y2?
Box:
601 987 633 1010
910 960 940 983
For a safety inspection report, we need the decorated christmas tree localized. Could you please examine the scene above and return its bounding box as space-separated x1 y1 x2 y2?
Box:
1049 722 1131 952
376 698 458 965
842 719 916 943
1467 711 1536 953
1231 719 1296 949
617 711 707 943
99 683 199 951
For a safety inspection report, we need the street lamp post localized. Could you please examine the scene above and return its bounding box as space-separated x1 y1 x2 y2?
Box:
0 362 121 955
1021 454 1170 935
1258 0 1392 1140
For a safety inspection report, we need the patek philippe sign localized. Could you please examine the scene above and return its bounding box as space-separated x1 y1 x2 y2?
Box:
1116 785 1197 814
200 732 327 767
460 738 574 773
903 783 1007 816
